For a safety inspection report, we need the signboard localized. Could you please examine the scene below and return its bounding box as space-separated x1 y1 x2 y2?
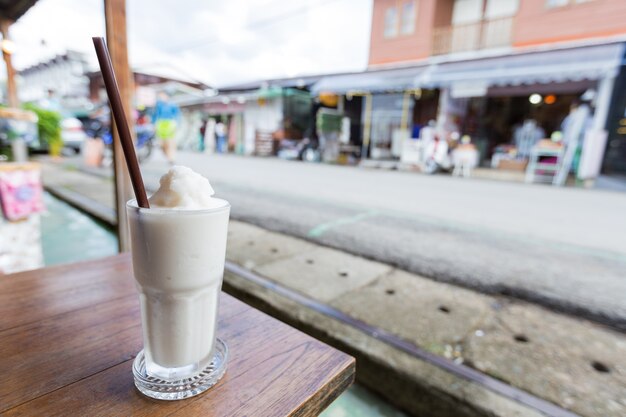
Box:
451 81 488 98
136 86 157 108
203 101 246 114
0 164 45 221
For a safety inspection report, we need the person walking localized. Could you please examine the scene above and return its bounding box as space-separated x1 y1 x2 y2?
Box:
215 120 227 153
153 92 180 164
199 118 208 152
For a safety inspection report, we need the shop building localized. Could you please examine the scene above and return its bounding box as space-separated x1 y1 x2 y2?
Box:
421 41 624 167
311 66 438 161
18 51 91 110
87 68 206 104
369 0 626 65
313 0 626 178
602 48 626 175
178 76 319 156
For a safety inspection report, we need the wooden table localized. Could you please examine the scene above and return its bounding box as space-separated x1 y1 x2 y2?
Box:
0 254 355 416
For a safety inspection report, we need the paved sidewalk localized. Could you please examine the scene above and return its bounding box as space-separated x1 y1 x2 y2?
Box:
39 159 626 417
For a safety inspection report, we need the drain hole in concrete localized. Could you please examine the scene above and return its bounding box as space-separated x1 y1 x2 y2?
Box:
591 361 610 373
438 306 450 314
513 334 529 343
270 248 278 254
306 259 314 265
248 241 254 246
386 289 395 295
338 271 349 278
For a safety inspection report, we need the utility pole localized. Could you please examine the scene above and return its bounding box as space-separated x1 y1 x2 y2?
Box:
103 0 134 251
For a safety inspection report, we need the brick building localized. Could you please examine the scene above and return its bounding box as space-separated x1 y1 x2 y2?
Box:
369 0 626 65
313 0 626 176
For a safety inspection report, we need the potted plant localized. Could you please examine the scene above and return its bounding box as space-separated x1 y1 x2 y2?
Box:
23 103 63 158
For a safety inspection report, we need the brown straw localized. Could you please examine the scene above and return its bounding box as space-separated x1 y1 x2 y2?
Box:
92 37 150 208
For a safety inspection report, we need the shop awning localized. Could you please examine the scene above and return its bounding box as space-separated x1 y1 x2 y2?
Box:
417 42 626 88
256 86 283 99
311 66 427 94
0 0 39 21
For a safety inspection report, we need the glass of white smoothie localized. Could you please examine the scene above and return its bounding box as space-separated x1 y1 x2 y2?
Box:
127 166 229 400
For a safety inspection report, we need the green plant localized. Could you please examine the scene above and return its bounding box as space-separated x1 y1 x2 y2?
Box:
22 103 63 151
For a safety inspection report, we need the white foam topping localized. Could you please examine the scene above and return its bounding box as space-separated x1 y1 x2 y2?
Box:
148 165 225 209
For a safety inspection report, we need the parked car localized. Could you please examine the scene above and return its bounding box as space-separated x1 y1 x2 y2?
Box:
61 117 87 153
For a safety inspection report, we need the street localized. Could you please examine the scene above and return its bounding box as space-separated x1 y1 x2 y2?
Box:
138 151 626 329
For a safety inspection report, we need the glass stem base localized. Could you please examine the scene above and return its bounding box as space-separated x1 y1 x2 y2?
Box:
133 338 228 401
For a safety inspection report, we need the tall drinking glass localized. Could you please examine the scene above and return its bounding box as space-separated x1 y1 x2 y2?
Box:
126 199 230 400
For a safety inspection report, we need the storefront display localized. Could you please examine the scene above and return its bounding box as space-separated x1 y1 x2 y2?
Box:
368 93 412 160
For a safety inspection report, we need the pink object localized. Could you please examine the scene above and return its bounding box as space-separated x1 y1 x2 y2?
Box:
0 167 45 221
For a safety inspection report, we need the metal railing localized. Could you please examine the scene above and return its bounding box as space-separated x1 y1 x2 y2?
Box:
432 17 513 55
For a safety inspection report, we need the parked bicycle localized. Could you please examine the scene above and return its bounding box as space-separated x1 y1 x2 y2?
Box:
83 115 154 165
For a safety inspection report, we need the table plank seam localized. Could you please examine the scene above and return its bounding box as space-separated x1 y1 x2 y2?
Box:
2 359 133 413
1 323 143 413
0 293 137 334
0 254 129 282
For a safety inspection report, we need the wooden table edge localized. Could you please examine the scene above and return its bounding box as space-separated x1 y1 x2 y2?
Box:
291 355 356 417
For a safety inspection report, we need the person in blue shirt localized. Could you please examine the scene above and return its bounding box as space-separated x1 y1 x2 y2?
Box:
152 92 180 164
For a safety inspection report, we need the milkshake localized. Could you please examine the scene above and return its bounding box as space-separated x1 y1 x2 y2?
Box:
127 166 229 400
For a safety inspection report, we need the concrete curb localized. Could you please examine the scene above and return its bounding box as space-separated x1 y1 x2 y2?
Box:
222 268 553 417
45 184 117 226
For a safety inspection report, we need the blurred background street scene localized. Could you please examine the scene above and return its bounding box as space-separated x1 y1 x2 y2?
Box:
0 0 625 416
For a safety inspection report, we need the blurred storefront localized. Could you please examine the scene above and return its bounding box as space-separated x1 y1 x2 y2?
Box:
603 47 626 175
179 94 246 153
177 37 624 181
88 70 206 104
308 40 624 179
421 41 625 174
312 66 438 161
361 0 626 181
179 79 315 157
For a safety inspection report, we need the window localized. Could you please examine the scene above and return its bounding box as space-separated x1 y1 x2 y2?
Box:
451 0 518 23
452 0 483 25
401 1 416 35
546 0 592 7
384 7 398 38
485 0 519 19
545 0 570 7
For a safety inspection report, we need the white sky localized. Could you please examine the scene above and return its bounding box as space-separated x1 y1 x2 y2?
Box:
7 0 373 87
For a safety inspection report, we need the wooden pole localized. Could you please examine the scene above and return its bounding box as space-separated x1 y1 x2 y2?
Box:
0 18 18 108
361 93 372 160
400 91 410 131
103 0 134 252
